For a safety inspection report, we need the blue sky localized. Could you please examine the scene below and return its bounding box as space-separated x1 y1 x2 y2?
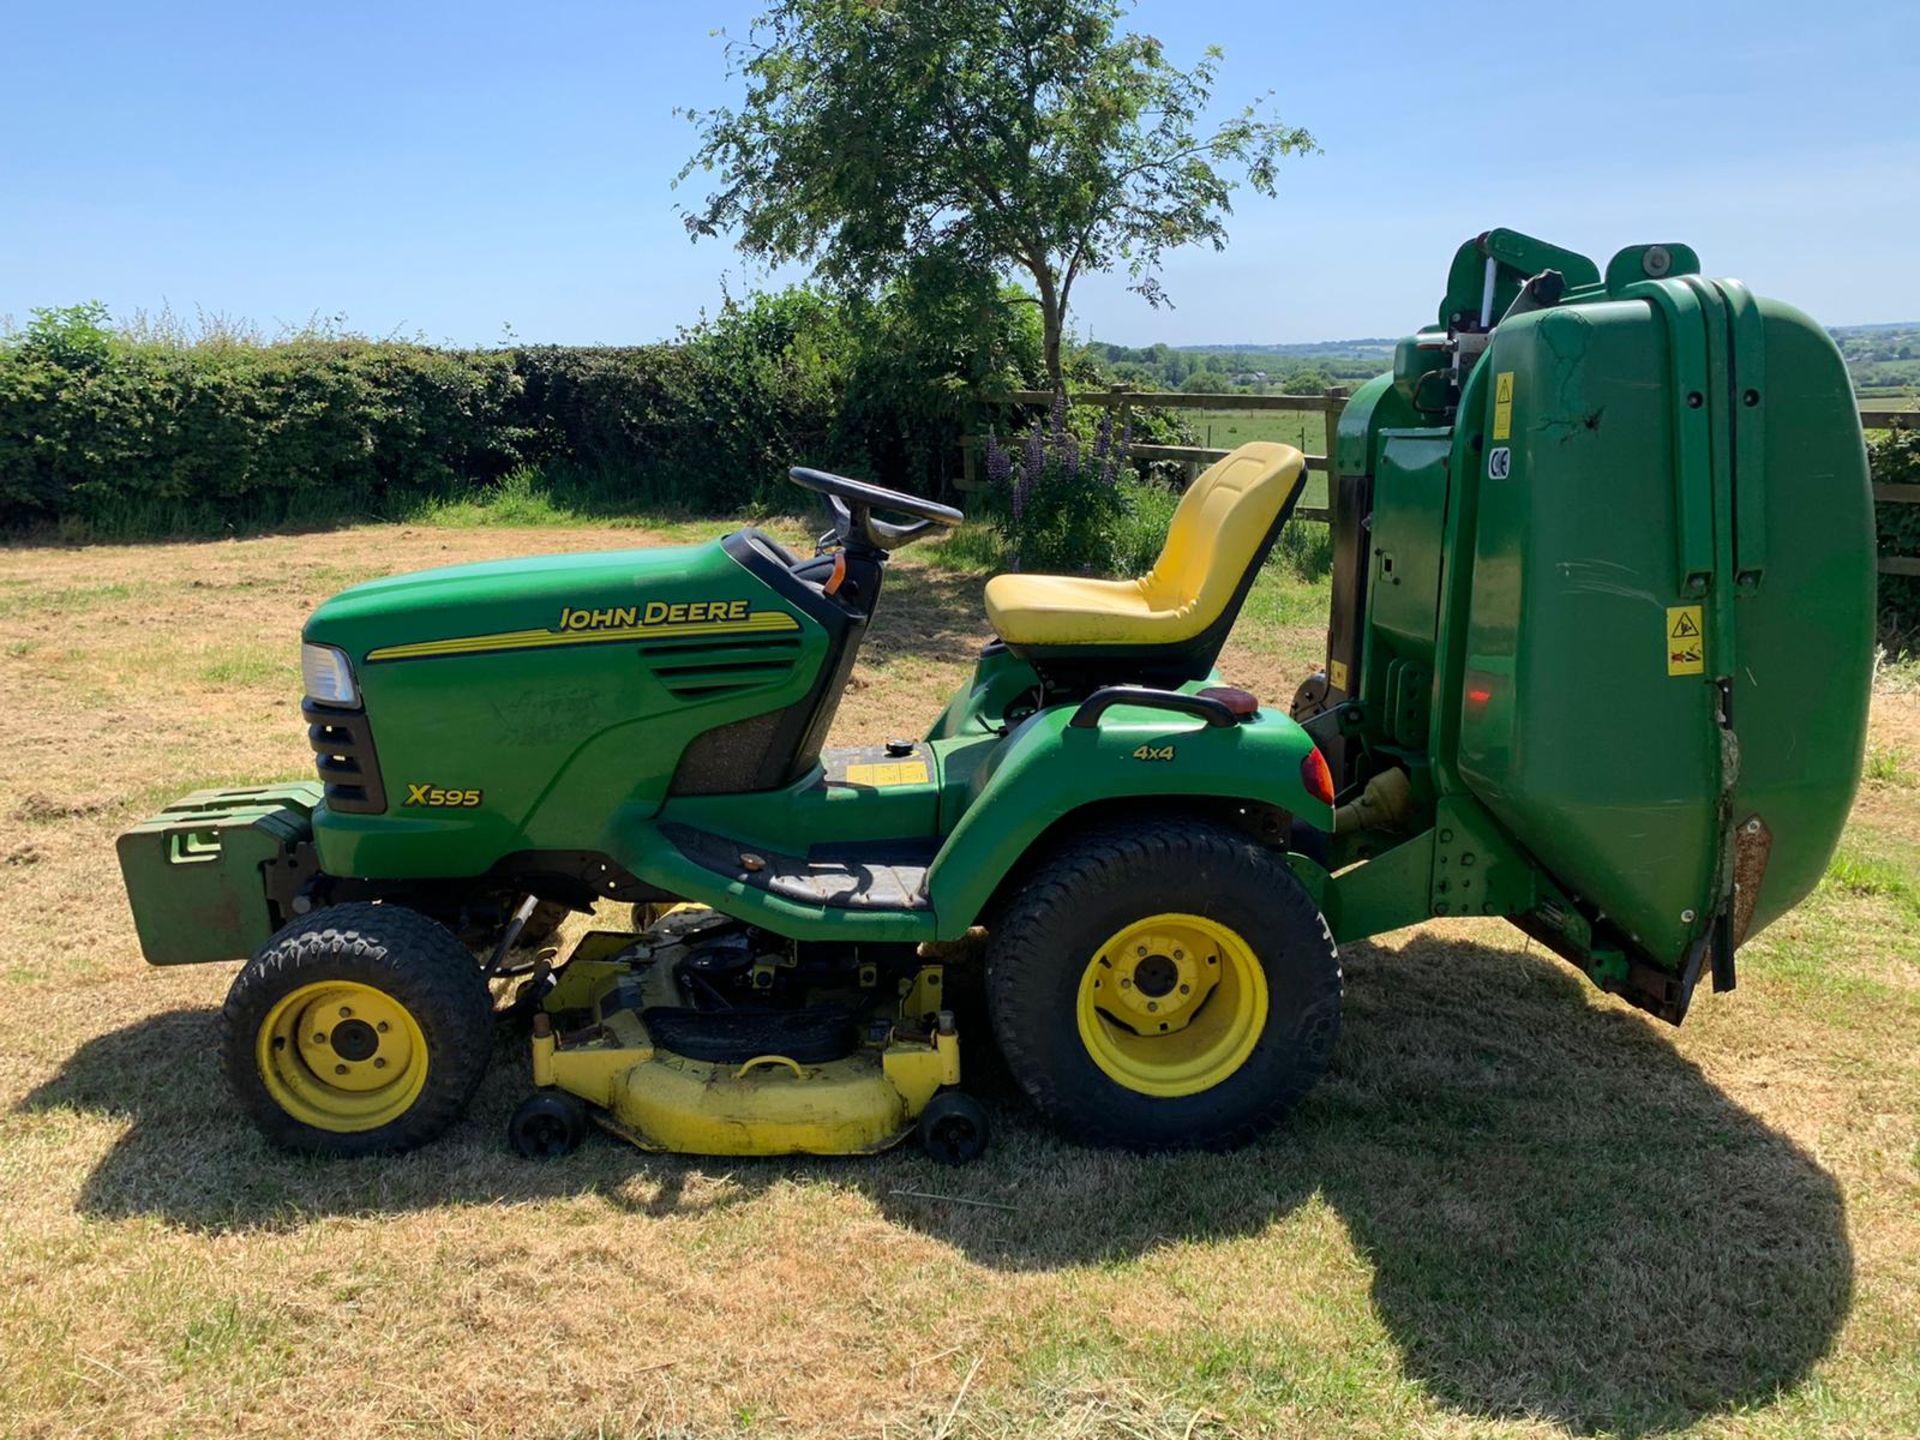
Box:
2 1 1914 347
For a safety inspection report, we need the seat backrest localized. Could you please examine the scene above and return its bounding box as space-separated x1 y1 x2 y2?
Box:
1140 442 1306 626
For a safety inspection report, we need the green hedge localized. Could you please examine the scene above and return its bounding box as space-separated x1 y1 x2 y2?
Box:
0 291 1040 534
1872 426 1920 650
0 327 525 528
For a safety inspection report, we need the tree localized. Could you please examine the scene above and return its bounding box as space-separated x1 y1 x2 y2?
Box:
678 0 1314 394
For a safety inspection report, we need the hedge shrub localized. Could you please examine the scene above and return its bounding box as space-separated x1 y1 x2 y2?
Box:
0 330 521 530
1872 425 1920 649
0 289 1041 533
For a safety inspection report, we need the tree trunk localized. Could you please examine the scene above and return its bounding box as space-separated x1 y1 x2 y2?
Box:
1041 311 1064 396
1033 266 1066 396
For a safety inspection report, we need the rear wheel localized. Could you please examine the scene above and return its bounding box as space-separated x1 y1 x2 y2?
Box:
987 819 1340 1151
222 902 493 1156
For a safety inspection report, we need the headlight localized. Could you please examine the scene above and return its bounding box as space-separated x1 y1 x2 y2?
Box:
301 643 359 707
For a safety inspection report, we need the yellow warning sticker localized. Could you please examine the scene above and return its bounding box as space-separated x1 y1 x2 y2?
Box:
1328 658 1349 691
1492 370 1515 442
842 760 930 788
1666 605 1704 676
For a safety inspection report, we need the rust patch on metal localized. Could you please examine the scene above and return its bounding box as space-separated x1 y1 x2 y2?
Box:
1731 814 1773 947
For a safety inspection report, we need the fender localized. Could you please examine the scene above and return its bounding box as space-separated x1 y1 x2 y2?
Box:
924 701 1333 937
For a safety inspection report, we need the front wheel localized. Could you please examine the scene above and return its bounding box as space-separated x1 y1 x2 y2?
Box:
221 902 494 1156
986 819 1340 1151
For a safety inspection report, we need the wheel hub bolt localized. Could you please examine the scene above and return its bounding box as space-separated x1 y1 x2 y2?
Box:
339 1006 352 1018
334 1063 348 1075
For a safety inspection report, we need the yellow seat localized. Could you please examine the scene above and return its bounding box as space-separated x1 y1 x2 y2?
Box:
983 442 1306 656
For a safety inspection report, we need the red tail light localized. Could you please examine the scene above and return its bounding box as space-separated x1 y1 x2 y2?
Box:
1301 747 1335 806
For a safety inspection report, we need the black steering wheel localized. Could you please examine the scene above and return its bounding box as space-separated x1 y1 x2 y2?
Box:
787 467 963 553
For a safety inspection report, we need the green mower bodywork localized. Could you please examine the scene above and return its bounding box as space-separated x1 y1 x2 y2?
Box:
117 230 1874 1163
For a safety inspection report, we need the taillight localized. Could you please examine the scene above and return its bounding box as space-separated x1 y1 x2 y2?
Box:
1301 747 1335 806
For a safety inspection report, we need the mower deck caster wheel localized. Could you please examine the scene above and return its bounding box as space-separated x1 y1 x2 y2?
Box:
918 1091 989 1165
508 1091 588 1160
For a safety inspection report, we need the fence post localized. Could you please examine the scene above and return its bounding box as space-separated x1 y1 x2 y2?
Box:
1321 386 1348 485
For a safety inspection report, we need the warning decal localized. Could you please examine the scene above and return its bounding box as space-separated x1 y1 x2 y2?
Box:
842 760 930 787
1666 605 1704 676
1492 370 1515 441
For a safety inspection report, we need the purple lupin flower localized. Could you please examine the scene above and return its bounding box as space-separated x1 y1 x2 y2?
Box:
1049 390 1068 439
1022 421 1045 489
1060 427 1080 480
1092 410 1113 464
984 428 1012 490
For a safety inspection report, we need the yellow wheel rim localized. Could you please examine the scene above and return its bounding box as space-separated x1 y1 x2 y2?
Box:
256 980 430 1133
1075 913 1268 1099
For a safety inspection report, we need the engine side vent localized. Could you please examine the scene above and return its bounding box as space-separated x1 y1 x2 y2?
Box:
639 636 803 700
304 698 387 814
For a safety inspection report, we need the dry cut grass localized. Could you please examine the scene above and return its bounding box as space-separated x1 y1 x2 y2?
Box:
0 520 1915 1439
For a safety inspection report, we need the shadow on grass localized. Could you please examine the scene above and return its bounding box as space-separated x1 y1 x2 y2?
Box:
21 932 1848 1435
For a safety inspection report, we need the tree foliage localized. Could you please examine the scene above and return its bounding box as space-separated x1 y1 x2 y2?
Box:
678 0 1315 391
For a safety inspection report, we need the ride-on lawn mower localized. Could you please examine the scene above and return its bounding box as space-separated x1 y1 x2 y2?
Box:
117 230 1873 1164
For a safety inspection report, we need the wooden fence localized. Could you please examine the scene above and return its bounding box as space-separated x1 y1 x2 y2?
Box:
964 390 1920 573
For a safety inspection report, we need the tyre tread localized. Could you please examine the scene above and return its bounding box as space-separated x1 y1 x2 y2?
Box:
220 901 493 1157
986 818 1341 1152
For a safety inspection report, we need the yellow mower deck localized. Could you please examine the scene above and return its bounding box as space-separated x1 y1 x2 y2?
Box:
510 913 976 1161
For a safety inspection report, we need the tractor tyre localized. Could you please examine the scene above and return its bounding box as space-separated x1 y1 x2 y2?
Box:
986 819 1340 1152
222 902 494 1157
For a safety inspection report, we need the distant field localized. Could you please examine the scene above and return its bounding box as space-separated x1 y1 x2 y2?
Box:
1184 409 1329 507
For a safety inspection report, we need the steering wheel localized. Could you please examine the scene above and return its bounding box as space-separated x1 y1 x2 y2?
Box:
787 467 963 553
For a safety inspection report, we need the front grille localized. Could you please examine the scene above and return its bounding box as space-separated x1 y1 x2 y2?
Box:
304 698 387 813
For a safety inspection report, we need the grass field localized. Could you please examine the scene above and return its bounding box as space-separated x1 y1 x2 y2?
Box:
1 516 1917 1439
1188 409 1323 455
1185 411 1332 510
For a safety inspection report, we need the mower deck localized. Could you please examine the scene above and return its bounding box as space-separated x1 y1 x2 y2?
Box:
509 909 976 1161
